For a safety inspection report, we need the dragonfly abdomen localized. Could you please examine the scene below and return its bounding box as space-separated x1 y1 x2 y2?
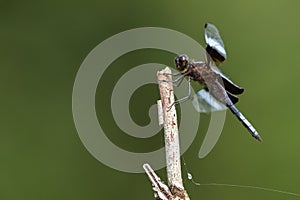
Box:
228 105 262 141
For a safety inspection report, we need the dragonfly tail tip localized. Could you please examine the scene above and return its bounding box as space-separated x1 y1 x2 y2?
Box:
255 135 263 142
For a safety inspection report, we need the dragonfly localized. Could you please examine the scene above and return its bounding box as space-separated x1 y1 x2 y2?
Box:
169 23 262 141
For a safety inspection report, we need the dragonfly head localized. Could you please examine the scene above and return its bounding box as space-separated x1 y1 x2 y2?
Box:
175 55 189 71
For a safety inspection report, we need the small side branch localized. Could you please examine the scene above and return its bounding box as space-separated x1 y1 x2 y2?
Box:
143 163 172 200
157 100 164 126
143 67 189 200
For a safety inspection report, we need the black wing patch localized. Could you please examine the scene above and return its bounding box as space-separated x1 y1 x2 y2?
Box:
219 73 244 95
226 92 239 104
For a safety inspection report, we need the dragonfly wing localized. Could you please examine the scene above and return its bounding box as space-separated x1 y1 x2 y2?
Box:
192 89 227 113
204 23 227 65
211 66 244 95
226 91 239 104
221 74 244 95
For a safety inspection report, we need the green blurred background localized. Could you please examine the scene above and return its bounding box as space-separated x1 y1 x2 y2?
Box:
1 0 300 199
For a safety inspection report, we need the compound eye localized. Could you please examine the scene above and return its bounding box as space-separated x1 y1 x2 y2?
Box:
175 55 189 71
175 56 180 65
179 55 188 66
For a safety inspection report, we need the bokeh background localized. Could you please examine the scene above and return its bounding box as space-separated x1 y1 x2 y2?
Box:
2 0 300 199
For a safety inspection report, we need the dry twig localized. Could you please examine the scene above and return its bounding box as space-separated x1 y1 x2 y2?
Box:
143 67 190 200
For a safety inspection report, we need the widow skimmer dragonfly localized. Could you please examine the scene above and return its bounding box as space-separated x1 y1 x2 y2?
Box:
170 23 262 141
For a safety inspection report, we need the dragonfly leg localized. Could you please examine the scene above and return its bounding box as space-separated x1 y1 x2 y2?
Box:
163 71 182 76
167 77 191 111
173 75 185 87
158 74 185 87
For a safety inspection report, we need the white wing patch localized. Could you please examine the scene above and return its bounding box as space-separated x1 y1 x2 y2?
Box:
192 89 227 113
204 23 227 59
